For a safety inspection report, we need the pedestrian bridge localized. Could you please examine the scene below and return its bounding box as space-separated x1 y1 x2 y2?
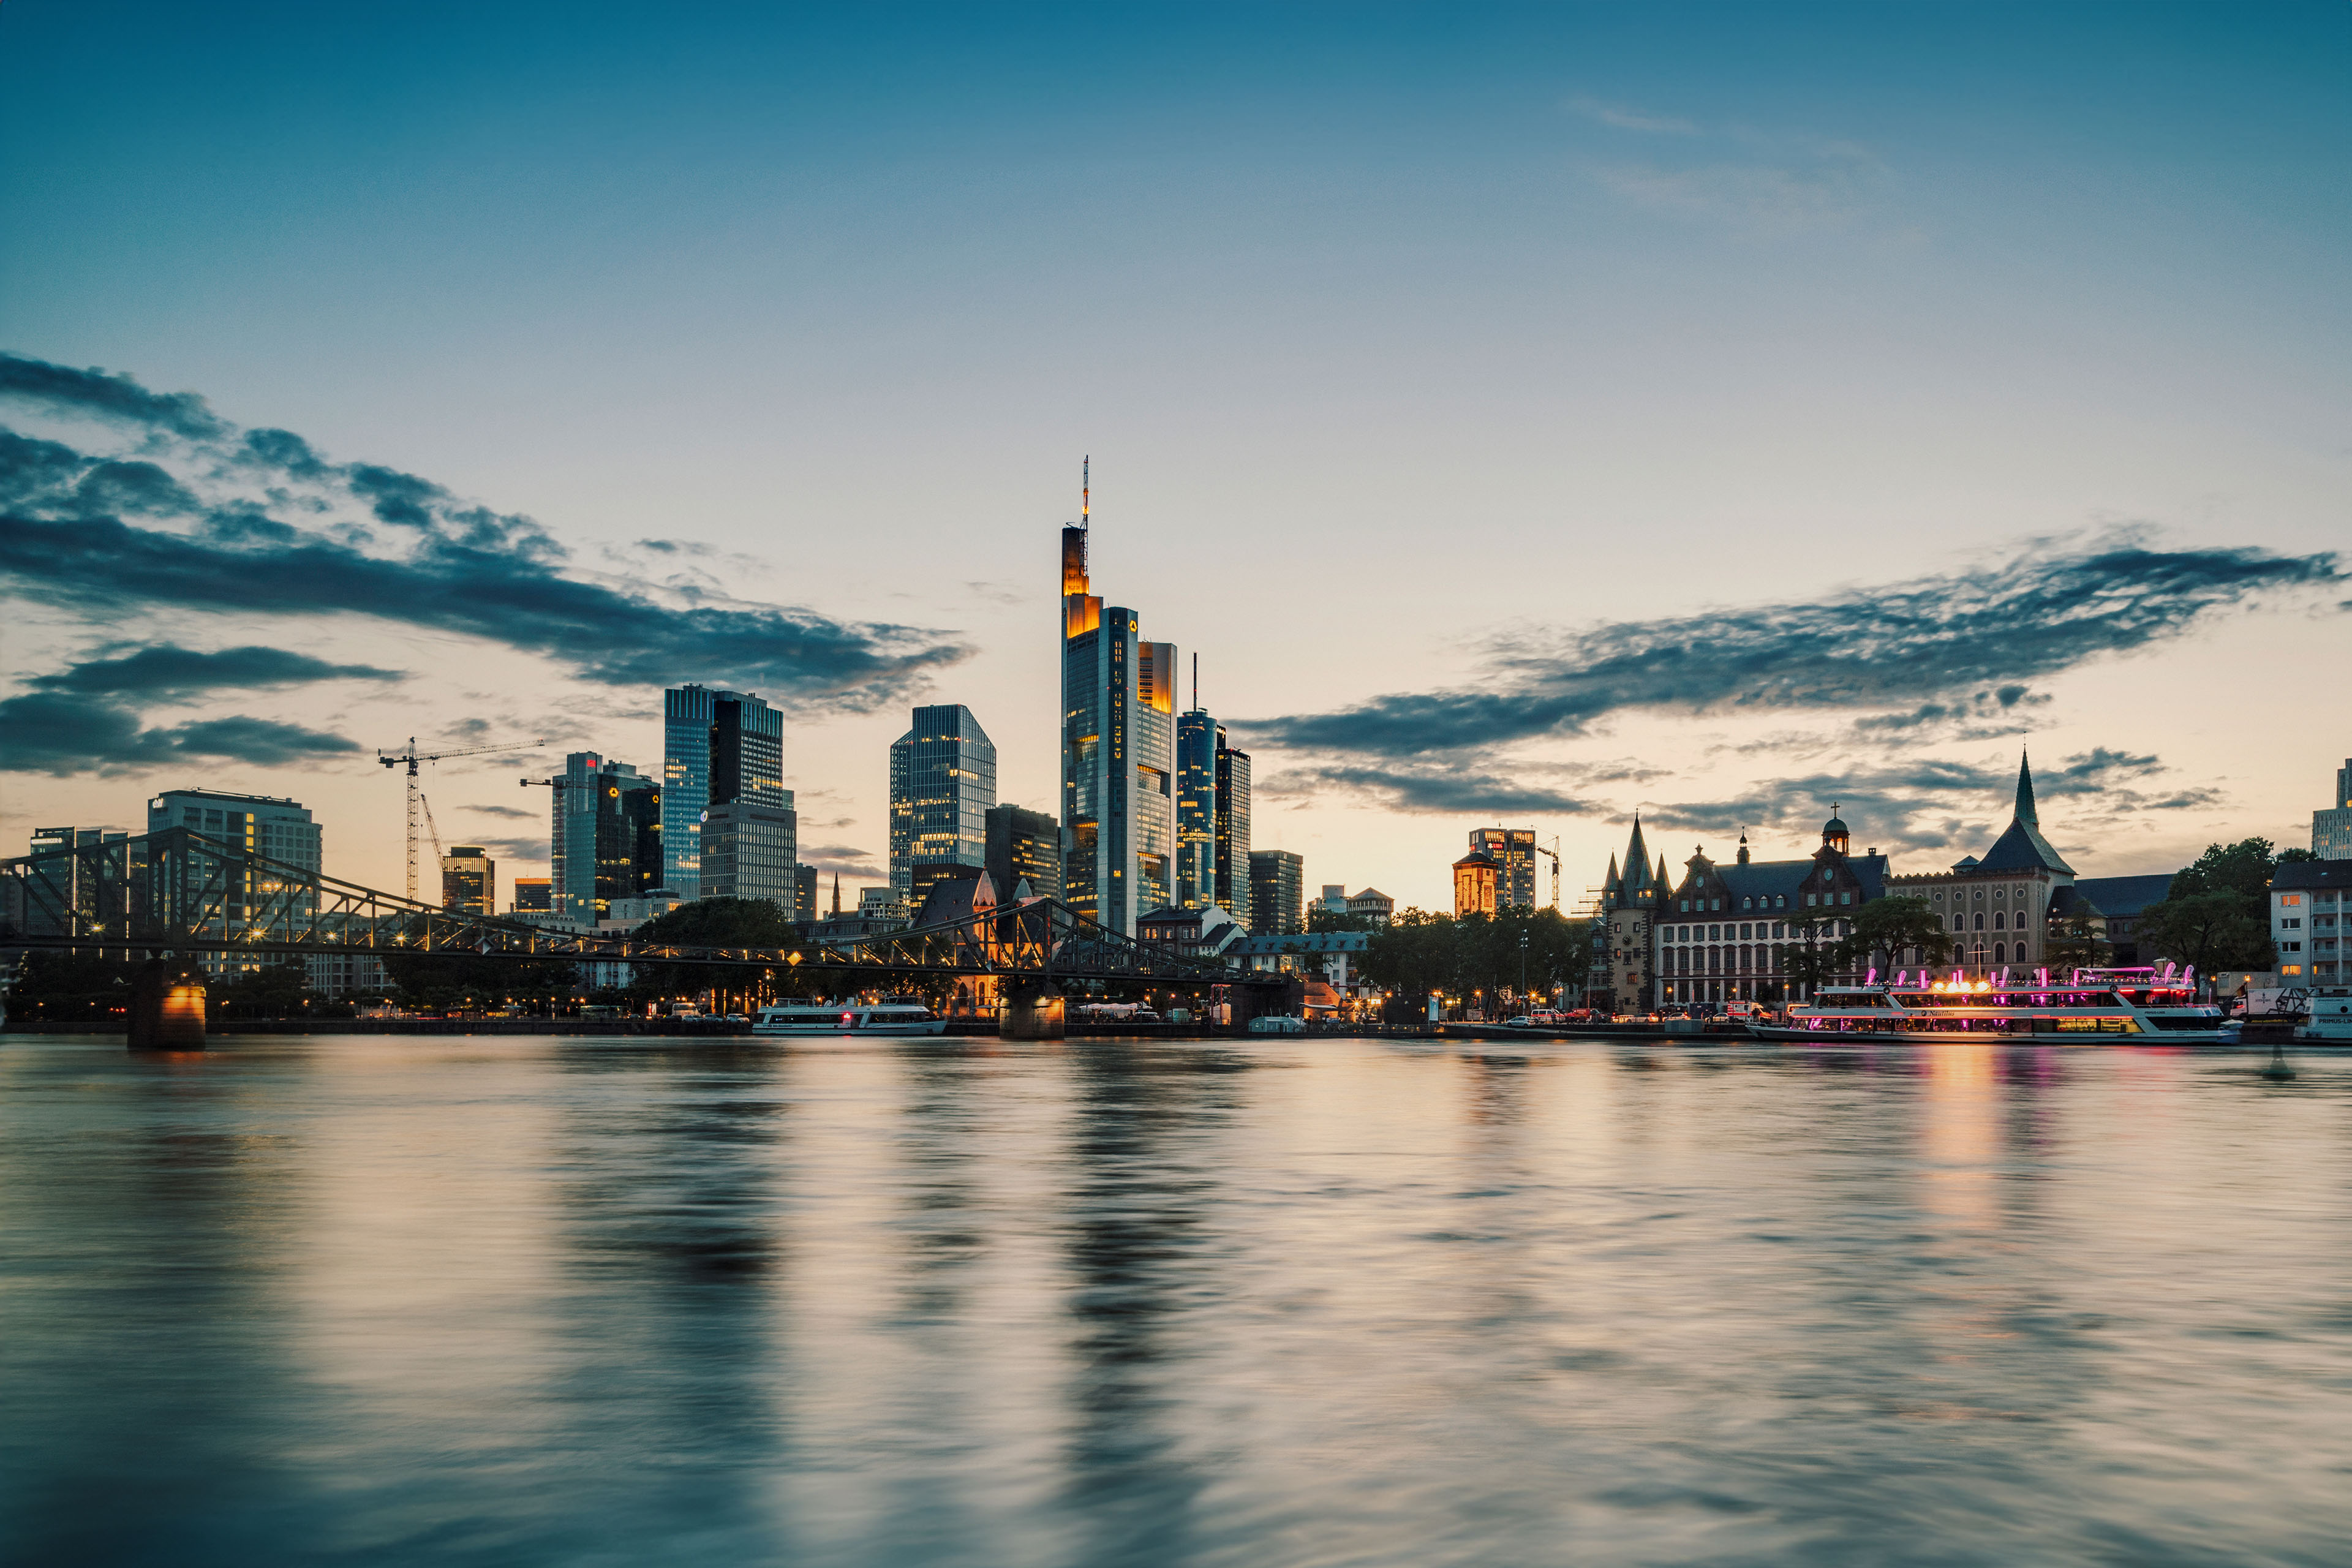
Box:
1 829 1269 1044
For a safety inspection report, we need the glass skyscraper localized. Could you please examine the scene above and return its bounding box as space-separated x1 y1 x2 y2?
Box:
1175 709 1218 910
1060 517 1177 935
888 704 997 897
663 684 783 897
701 692 797 910
552 751 661 925
1215 728 1252 931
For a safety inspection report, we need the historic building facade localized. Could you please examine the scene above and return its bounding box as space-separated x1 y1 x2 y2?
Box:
1653 813 1891 1006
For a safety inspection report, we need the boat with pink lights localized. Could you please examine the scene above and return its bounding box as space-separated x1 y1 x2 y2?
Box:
1749 965 2239 1046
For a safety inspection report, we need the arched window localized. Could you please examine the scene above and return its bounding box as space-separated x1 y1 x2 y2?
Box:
1994 912 2005 929
1973 913 1985 930
1994 942 2006 963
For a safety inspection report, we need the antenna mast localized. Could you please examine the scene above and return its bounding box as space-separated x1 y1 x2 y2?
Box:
1081 454 1090 527
1192 652 1198 711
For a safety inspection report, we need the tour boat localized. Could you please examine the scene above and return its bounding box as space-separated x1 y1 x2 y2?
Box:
751 1001 948 1037
2299 989 2352 1044
1749 965 2239 1046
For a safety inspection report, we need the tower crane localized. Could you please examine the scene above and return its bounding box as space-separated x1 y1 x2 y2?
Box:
1534 835 1562 910
377 736 543 902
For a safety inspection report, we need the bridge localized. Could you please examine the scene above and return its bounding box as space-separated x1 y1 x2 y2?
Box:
1 827 1277 1046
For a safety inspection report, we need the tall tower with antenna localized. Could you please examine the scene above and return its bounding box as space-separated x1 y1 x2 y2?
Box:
1059 456 1178 932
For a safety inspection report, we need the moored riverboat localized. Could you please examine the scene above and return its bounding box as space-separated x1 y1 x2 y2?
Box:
752 1000 948 1036
1751 966 2238 1046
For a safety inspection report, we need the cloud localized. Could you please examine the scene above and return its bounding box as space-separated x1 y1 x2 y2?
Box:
1569 96 1698 135
461 835 549 867
1640 749 2223 859
798 843 882 877
24 643 402 701
1245 537 2342 761
0 690 360 776
0 353 227 440
462 803 541 821
1259 763 1602 817
0 353 970 713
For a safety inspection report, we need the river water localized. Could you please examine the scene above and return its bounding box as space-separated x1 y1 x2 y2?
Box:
2 1033 2347 1567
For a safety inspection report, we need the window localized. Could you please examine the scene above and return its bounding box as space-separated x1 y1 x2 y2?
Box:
2281 894 2302 907
1709 925 1721 941
1806 894 1818 907
1775 895 1787 910
1994 912 2005 929
2281 941 2302 954
1740 923 1752 940
2282 918 2302 930
1974 913 1985 930
1839 892 1851 906
1994 943 2006 963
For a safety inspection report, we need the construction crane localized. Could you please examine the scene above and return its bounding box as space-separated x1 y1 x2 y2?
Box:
1534 835 1562 910
377 736 543 902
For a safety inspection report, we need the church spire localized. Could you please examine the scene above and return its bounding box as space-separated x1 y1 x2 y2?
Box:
2015 747 2039 826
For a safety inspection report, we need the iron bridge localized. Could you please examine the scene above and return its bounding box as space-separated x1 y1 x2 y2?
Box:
0 827 1262 991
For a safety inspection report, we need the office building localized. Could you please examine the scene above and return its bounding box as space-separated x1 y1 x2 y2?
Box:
304 951 389 1000
1250 849 1303 937
1348 888 1395 924
2273 859 2350 985
889 704 997 898
1215 729 1252 931
1468 828 1539 911
1060 500 1178 934
146 790 322 974
440 845 494 916
511 877 551 915
1175 708 1219 910
663 685 784 898
699 693 798 909
551 752 662 925
2316 759 2352 860
985 804 1061 902
791 864 819 924
19 825 133 941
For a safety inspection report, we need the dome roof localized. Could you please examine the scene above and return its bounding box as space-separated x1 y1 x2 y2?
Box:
1823 815 1849 834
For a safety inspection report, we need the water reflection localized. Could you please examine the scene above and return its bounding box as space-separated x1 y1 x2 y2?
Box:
2 1036 2350 1567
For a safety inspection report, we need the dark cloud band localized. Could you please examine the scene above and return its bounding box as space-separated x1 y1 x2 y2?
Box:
0 352 970 710
1245 540 2341 758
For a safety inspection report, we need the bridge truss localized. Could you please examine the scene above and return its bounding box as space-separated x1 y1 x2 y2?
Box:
0 827 1261 992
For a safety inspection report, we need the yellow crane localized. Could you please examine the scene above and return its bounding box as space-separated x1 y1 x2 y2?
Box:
377 737 543 903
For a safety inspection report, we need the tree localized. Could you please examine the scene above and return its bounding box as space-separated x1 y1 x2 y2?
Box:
1777 907 1846 996
2136 837 2291 973
626 897 810 1009
1358 908 1460 1005
2041 911 2111 974
1305 907 1381 934
2139 889 2269 974
1835 895 1953 974
212 959 313 1020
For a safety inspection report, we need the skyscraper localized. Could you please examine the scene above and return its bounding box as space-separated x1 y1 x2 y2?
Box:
662 684 783 897
1060 486 1177 934
1175 707 1219 910
1215 727 1252 931
985 803 1062 902
1468 828 1538 911
2315 758 2352 860
552 752 662 925
888 704 997 897
440 845 493 915
145 790 321 973
701 693 797 909
1250 849 1303 937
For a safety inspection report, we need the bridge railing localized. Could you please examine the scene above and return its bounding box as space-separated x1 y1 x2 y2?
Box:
1 829 1253 986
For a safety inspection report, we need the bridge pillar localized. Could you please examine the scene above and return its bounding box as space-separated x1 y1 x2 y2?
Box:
128 959 208 1050
1000 983 1065 1041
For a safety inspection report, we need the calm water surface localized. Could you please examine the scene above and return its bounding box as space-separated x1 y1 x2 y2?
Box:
3 1033 2348 1566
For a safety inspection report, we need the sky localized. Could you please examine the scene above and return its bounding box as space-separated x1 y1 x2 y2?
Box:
2 1 2348 912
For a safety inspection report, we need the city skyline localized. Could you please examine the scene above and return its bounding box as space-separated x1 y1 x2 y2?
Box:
2 5 2348 912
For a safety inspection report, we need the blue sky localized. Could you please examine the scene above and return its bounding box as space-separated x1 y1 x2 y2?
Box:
3 2 2346 907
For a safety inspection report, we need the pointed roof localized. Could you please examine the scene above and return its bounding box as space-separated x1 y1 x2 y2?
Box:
1977 748 2075 875
1602 853 1622 894
1622 814 1651 886
1655 854 1670 890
